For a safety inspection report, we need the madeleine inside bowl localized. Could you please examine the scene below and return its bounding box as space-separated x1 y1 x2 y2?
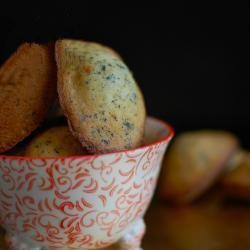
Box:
0 117 173 250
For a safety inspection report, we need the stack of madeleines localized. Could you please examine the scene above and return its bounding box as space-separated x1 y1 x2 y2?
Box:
159 130 250 203
0 39 146 156
1 40 248 205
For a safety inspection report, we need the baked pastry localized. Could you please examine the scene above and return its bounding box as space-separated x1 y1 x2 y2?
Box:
220 150 250 199
25 126 86 157
55 39 146 153
159 130 239 203
0 43 56 153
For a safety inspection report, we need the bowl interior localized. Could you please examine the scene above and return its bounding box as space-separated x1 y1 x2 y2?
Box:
143 117 173 145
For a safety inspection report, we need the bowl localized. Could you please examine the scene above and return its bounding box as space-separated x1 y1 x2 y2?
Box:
0 117 174 250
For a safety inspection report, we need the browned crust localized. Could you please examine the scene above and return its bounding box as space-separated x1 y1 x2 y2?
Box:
0 43 56 153
55 39 145 154
158 131 239 204
161 145 239 204
220 152 250 199
55 40 88 149
56 41 104 152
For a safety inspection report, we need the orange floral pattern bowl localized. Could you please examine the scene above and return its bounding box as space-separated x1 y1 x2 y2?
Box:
0 117 174 250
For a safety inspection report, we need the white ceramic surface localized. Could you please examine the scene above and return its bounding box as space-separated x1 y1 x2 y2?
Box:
0 117 174 249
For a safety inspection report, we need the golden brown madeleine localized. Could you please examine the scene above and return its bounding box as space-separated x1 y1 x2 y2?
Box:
220 151 250 199
25 126 86 157
0 43 56 153
159 130 239 204
55 39 146 153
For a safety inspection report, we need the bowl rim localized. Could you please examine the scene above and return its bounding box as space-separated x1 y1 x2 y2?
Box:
0 116 174 160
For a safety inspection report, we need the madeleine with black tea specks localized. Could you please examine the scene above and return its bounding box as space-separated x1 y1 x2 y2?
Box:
55 39 146 154
25 126 87 157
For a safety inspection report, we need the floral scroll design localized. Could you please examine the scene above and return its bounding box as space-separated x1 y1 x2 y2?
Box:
0 142 167 248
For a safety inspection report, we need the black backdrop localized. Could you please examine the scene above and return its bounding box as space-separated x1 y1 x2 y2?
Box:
0 7 249 145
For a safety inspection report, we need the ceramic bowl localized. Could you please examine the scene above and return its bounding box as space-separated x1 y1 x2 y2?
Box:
0 117 174 249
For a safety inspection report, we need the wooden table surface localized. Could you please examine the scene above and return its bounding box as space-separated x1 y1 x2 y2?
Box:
143 191 250 250
1 191 250 250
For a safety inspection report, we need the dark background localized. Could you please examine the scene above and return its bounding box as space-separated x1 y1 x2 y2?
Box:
0 7 249 145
